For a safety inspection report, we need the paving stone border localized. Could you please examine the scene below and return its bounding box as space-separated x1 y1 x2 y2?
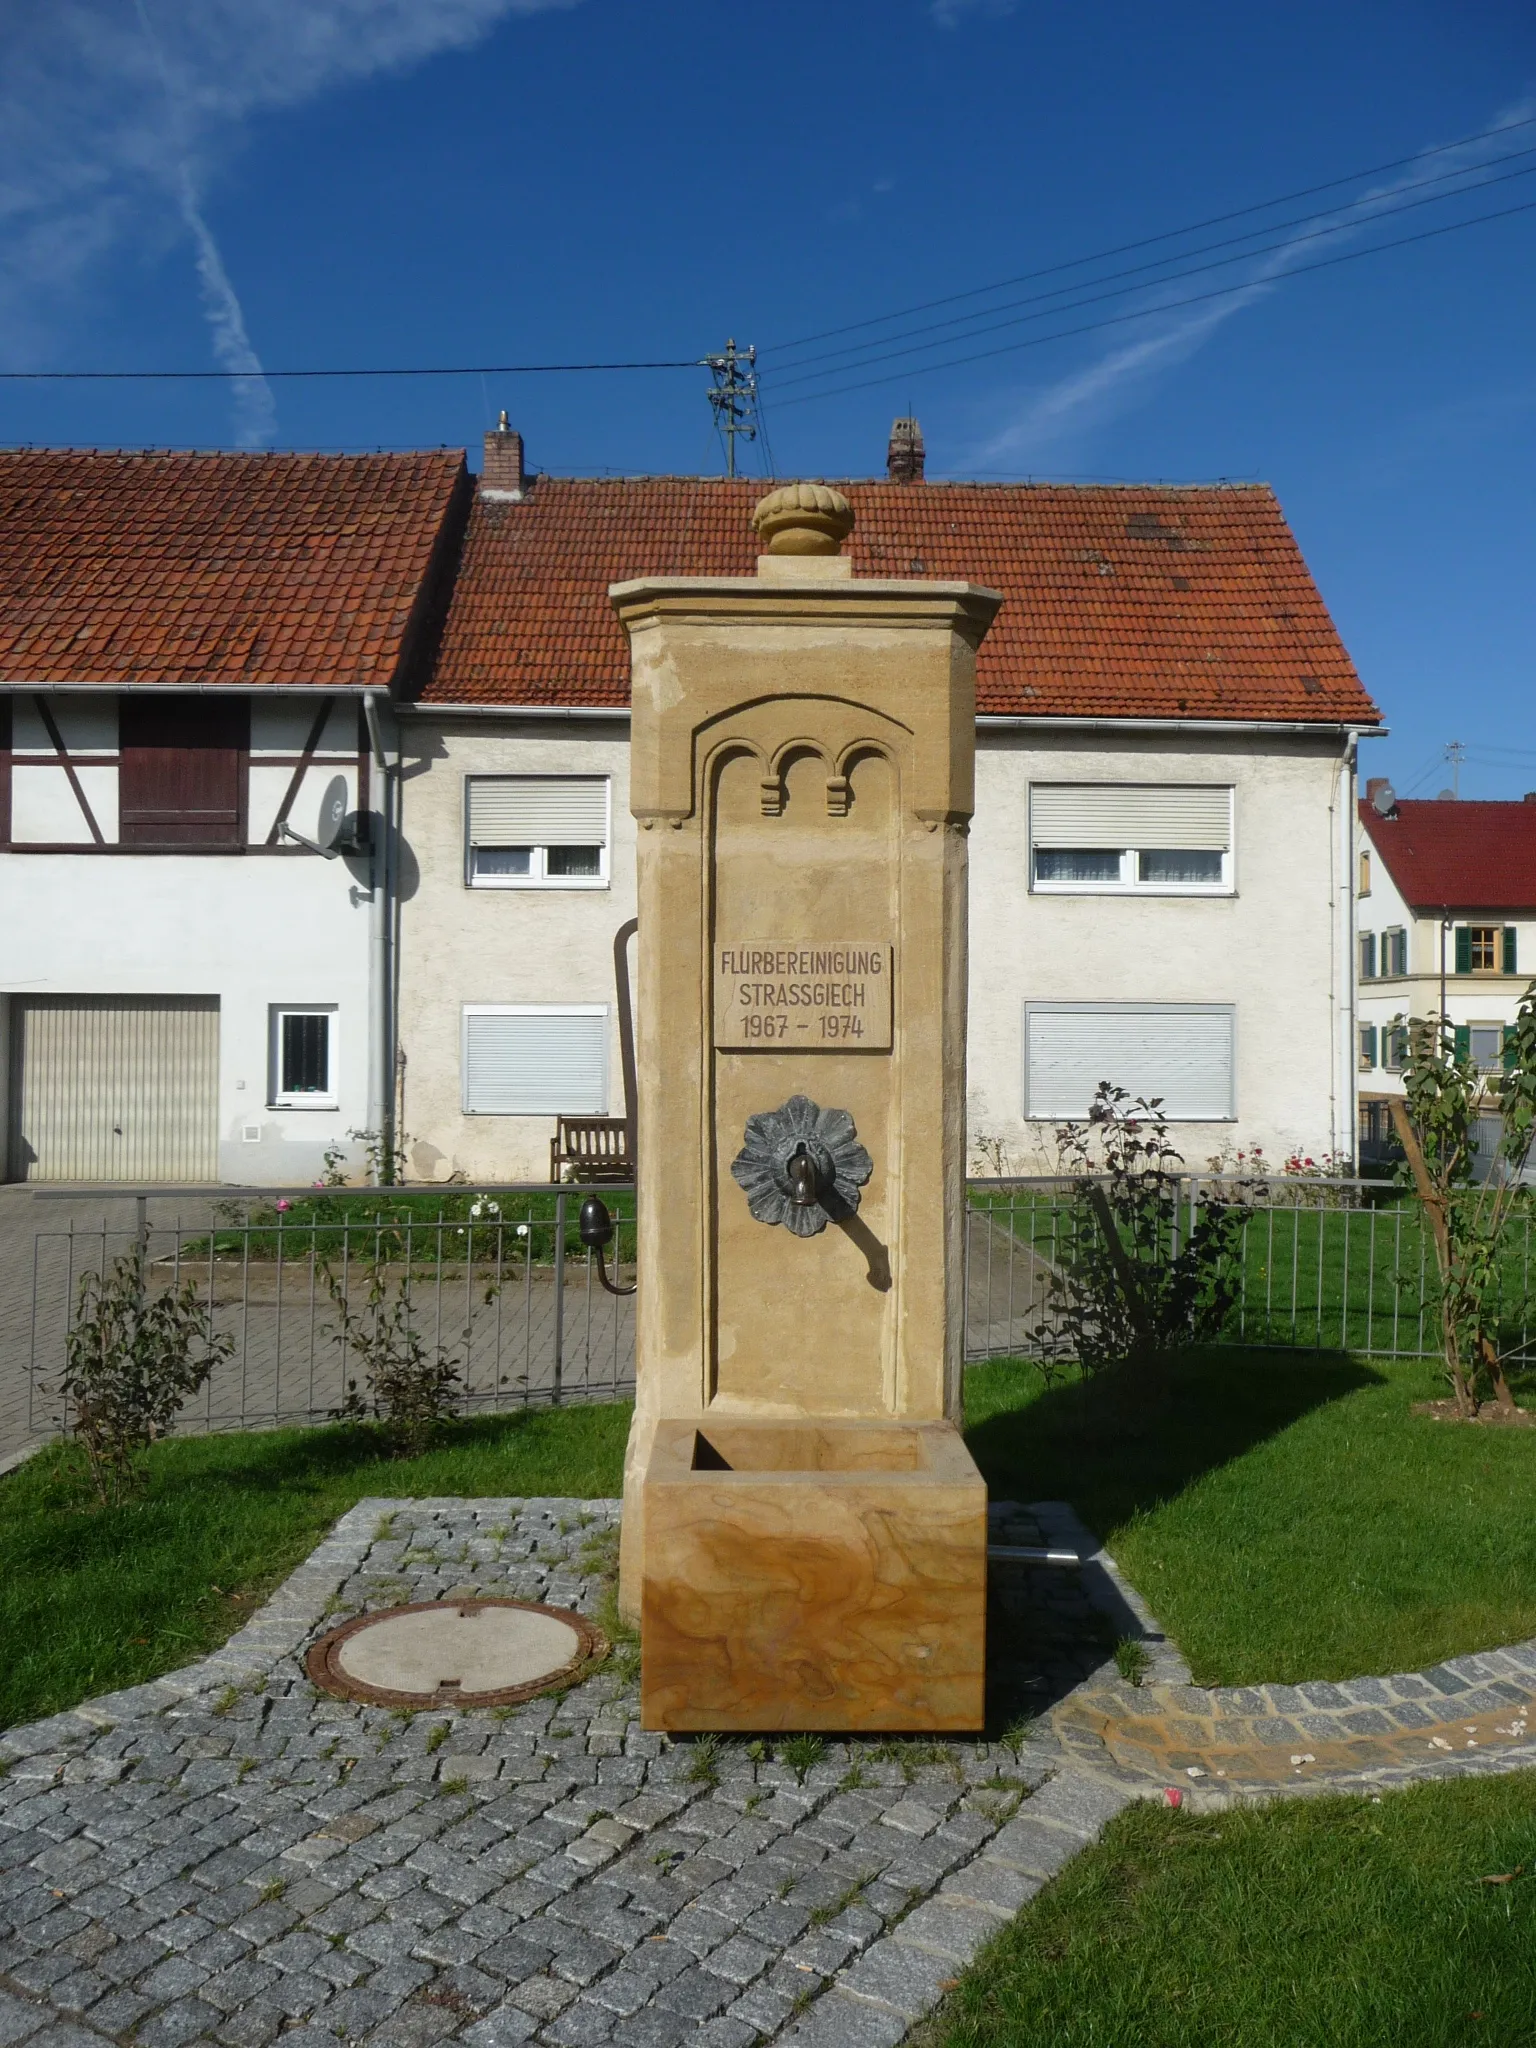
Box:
4 1497 1536 2048
0 1499 1082 2048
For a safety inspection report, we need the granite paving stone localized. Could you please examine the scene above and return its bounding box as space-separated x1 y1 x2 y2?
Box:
7 1495 1536 2048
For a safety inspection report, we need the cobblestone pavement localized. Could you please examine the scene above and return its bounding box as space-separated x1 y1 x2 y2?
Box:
1055 1650 1536 1793
6 1497 1536 2048
0 1499 1122 2048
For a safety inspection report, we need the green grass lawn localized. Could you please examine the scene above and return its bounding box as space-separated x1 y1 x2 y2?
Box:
920 1775 1536 2048
10 1340 1536 1736
188 1185 637 1265
964 1348 1536 1685
0 1403 629 1734
968 1186 1536 1356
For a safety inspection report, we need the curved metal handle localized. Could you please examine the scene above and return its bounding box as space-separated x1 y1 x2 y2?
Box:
577 1194 637 1297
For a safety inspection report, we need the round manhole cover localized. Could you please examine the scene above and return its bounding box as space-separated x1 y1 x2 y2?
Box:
306 1599 607 1708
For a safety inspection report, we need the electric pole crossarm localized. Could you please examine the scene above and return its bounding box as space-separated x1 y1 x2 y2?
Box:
701 337 759 478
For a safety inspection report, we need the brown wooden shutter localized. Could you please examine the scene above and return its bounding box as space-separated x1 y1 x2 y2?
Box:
119 695 248 847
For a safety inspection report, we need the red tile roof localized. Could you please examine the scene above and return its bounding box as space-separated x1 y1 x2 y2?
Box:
0 448 470 689
424 476 1378 724
1360 799 1536 913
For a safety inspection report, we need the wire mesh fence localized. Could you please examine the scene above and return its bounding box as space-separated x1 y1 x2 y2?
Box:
964 1175 1534 1362
24 1186 636 1444
19 1173 1533 1452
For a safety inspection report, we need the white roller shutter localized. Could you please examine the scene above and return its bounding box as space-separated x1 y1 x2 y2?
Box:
1025 1004 1235 1120
462 1007 608 1115
9 997 219 1181
467 777 609 848
1030 785 1232 850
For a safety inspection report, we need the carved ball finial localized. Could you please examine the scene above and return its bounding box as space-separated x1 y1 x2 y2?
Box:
751 482 855 557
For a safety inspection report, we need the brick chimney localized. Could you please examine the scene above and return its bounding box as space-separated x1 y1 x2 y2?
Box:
1365 777 1392 805
481 412 525 500
887 416 925 483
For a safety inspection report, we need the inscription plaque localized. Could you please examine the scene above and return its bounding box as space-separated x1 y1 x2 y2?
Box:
714 942 893 1050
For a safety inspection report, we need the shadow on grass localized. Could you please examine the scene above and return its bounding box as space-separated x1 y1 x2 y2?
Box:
965 1345 1383 1542
970 1348 1385 1734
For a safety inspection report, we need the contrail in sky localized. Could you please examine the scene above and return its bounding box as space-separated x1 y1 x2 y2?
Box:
0 0 581 440
968 96 1536 468
134 0 276 447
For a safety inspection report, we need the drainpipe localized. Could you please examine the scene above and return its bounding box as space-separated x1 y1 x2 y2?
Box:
364 693 401 1185
1341 731 1359 1167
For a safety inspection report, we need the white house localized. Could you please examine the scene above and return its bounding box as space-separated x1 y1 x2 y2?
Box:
1356 782 1536 1161
0 448 469 1185
392 421 1381 1183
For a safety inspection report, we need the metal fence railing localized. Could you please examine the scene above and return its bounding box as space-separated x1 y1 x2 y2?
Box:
963 1175 1535 1363
24 1185 636 1443
18 1173 1531 1450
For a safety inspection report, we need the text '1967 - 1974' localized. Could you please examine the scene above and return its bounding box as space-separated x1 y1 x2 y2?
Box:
713 941 894 1050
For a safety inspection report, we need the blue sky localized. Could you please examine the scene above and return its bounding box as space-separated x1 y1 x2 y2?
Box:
1 0 1533 797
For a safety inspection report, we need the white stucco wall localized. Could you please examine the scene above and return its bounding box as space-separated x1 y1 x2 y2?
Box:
0 851 375 1183
968 727 1353 1172
397 714 1354 1183
395 716 636 1183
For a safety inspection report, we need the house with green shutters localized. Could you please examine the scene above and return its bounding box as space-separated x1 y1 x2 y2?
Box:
1356 779 1536 1161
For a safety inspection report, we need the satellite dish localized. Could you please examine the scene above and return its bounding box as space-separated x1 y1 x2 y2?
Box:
1371 781 1397 817
315 775 349 851
279 774 355 858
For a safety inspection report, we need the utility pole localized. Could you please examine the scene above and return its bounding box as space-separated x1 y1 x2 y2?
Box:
1444 739 1466 799
701 338 758 478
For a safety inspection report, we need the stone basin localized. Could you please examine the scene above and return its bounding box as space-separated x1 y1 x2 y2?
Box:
640 1416 987 1733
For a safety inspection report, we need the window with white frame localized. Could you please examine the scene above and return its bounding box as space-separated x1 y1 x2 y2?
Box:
1358 1023 1378 1071
1029 785 1233 893
269 1006 337 1108
462 1006 608 1115
1382 927 1408 976
1359 931 1377 980
465 776 610 888
1023 1003 1236 1120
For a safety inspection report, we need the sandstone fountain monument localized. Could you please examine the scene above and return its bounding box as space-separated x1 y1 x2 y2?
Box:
610 483 1002 1732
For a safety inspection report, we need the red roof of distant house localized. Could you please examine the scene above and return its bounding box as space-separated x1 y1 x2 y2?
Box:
424 476 1378 724
1359 798 1536 913
0 448 469 689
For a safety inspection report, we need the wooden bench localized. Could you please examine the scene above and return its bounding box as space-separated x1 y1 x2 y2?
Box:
550 1116 634 1184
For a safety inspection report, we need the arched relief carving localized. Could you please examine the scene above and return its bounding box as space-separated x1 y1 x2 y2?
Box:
828 743 894 820
690 694 913 827
760 741 826 819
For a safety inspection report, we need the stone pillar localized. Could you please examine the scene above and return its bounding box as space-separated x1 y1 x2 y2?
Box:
610 485 1002 1730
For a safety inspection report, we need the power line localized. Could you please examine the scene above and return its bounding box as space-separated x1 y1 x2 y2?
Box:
767 111 1536 358
768 190 1536 410
766 147 1536 390
0 357 701 384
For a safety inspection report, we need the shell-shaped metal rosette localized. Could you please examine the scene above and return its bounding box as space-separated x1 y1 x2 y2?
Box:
729 1094 874 1237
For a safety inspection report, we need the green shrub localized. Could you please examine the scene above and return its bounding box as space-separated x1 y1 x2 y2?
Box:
55 1251 232 1505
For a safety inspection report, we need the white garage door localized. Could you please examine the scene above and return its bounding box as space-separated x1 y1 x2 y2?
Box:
8 997 220 1182
1025 1003 1236 1121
